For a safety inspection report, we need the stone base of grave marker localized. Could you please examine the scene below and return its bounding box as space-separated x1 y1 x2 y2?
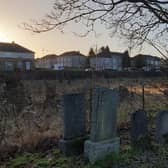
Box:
84 137 120 164
59 137 86 156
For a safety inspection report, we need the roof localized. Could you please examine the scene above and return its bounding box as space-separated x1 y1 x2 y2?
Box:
0 42 34 53
89 51 125 58
60 51 85 57
133 54 160 61
39 54 58 60
111 52 125 56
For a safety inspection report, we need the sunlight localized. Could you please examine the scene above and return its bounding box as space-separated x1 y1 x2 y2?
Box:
0 32 9 42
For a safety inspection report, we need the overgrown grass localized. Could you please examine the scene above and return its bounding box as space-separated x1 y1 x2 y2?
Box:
2 145 168 168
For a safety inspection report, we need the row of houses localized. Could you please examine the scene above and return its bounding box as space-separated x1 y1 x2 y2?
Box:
36 49 161 71
36 51 87 70
36 51 125 71
0 42 162 71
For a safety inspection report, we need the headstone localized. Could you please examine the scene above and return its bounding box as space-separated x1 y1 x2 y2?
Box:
156 110 168 143
90 87 118 141
59 93 86 155
84 87 120 163
130 110 148 145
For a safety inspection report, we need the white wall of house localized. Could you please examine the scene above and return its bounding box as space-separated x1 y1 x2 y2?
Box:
90 57 112 70
144 57 160 70
53 63 64 70
36 58 57 69
111 55 122 71
146 58 160 67
57 55 87 68
90 56 122 71
36 54 87 69
0 51 34 59
0 51 35 71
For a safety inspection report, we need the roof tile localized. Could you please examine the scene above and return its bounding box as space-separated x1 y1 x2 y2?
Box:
0 42 34 53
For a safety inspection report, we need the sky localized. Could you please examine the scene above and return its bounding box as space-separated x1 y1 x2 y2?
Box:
0 0 162 58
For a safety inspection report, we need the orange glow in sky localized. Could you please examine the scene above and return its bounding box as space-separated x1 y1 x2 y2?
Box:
0 0 162 58
0 32 10 42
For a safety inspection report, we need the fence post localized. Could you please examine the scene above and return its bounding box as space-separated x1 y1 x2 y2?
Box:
142 82 145 110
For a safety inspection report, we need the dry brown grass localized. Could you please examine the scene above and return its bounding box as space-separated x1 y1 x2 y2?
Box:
0 78 168 154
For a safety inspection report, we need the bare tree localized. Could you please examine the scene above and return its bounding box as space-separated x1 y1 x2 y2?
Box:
24 0 168 58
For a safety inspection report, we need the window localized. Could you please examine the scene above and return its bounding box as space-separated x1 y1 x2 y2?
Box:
113 58 118 70
17 61 23 70
5 61 14 71
25 61 31 70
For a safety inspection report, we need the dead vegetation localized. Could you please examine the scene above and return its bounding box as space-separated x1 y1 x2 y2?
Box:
0 78 167 160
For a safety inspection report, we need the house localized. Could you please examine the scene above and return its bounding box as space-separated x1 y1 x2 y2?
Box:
36 51 87 70
131 54 161 71
0 42 35 71
36 54 58 69
58 51 87 69
89 51 123 71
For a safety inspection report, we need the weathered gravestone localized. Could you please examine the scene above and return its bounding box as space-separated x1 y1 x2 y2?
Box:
131 110 148 146
84 87 120 163
59 93 86 155
156 110 168 143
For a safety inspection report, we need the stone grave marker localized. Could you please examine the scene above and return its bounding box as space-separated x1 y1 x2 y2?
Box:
156 110 168 143
59 93 86 155
84 87 120 163
130 110 148 146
